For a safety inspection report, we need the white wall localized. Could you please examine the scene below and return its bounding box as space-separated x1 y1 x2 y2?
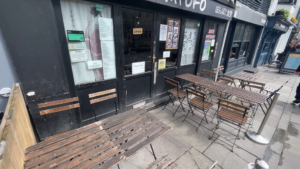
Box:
0 28 18 111
273 27 293 54
268 0 279 16
276 4 295 19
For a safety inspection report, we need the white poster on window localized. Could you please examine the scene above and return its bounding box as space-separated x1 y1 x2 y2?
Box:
103 59 116 80
163 51 171 58
101 41 115 61
70 50 88 62
87 60 103 69
132 62 145 74
159 24 168 41
98 18 114 40
181 28 197 65
69 43 86 50
211 39 215 47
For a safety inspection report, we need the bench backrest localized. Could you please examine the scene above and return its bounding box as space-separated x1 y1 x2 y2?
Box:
0 84 37 168
38 97 80 115
89 89 117 104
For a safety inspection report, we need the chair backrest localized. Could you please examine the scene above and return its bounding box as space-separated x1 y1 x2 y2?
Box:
269 80 289 98
214 66 224 75
38 97 80 115
218 75 235 83
164 77 180 88
89 89 117 104
201 69 216 79
186 86 206 109
217 98 249 118
241 80 265 92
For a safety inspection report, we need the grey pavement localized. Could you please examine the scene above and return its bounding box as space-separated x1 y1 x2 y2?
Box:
113 66 300 169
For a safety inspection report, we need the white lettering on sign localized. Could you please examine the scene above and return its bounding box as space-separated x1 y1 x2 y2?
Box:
166 0 206 11
215 6 232 17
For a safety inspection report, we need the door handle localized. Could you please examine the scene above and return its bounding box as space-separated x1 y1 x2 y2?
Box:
152 54 156 63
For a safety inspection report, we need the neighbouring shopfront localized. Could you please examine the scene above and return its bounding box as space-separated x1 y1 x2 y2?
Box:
221 1 268 75
0 0 234 139
254 16 293 67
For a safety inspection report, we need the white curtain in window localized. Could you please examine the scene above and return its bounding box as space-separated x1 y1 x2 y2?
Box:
60 0 113 85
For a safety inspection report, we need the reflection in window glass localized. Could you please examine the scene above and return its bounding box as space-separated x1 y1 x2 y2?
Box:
181 19 199 66
60 0 116 85
122 8 153 75
157 15 180 69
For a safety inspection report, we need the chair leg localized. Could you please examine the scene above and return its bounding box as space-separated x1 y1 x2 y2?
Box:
162 93 172 110
182 110 190 122
209 117 220 140
179 97 186 112
232 125 242 152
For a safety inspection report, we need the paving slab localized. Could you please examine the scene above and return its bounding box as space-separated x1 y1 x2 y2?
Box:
222 151 248 169
126 147 155 169
263 148 280 169
204 142 231 166
149 130 192 161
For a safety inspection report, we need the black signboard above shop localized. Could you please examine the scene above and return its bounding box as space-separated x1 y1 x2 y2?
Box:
146 0 234 20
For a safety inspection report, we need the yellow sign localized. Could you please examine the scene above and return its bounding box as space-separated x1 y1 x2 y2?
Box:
158 59 166 70
133 28 143 35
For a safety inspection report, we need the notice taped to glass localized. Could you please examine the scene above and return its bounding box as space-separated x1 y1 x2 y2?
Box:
166 18 180 49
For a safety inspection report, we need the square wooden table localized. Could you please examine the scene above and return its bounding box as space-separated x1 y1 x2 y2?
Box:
24 108 171 169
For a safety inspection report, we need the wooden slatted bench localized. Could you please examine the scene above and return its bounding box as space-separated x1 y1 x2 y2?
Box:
0 84 172 169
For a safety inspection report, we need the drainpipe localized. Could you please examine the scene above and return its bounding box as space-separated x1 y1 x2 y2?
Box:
215 20 230 81
251 26 266 68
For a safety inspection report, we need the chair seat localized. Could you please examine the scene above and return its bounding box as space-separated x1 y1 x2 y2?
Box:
218 108 248 125
190 97 214 110
168 88 187 98
235 97 258 106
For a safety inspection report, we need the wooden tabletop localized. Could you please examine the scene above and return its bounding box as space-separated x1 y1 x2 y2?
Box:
24 108 171 169
231 72 263 82
176 74 268 104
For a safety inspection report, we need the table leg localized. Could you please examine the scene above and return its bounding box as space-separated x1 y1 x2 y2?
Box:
150 143 157 160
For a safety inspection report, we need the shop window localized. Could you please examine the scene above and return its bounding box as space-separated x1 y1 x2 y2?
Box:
180 19 200 66
202 22 218 61
230 43 239 59
157 15 181 69
240 42 249 57
263 43 270 52
122 8 154 75
60 0 116 85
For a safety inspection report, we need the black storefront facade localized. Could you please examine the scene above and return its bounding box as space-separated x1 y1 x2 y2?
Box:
0 0 234 140
221 0 269 75
254 16 293 67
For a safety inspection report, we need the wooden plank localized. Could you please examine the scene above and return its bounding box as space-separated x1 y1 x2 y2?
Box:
113 119 162 147
40 103 80 115
166 163 180 169
73 147 120 169
100 108 144 125
89 89 116 98
90 94 117 104
38 97 79 108
217 98 250 110
25 131 108 169
145 154 169 169
25 126 103 160
219 103 249 115
26 121 102 153
156 157 173 169
101 109 147 130
97 153 125 169
33 135 112 169
124 126 172 157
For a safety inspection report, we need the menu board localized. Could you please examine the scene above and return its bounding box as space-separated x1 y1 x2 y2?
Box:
202 39 212 61
280 53 300 73
166 18 181 49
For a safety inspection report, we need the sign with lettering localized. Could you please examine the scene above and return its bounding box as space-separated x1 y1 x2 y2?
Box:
146 0 234 20
274 21 289 32
206 35 215 39
133 28 143 35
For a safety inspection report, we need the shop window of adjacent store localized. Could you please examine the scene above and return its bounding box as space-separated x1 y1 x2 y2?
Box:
239 25 254 57
180 19 200 66
122 8 154 75
60 0 116 85
157 15 181 69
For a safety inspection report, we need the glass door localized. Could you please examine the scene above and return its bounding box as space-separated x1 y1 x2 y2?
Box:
122 8 155 108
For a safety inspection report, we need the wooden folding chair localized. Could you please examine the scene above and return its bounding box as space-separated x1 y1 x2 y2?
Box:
210 98 250 152
240 80 265 93
217 75 236 87
183 86 214 131
201 69 216 80
89 88 118 120
163 77 187 117
261 80 289 109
